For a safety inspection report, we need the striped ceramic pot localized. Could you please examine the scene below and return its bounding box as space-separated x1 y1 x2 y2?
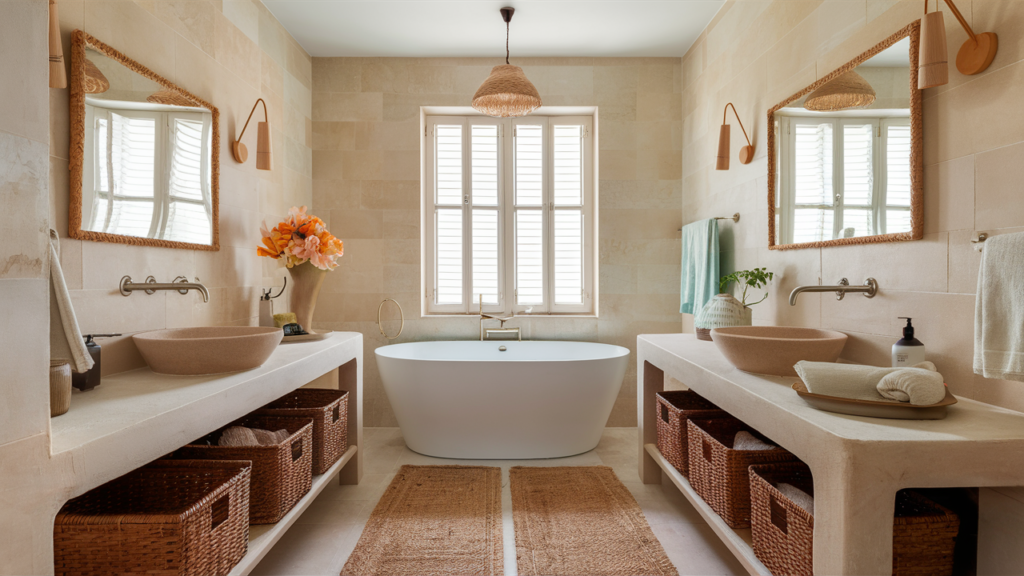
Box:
694 293 752 341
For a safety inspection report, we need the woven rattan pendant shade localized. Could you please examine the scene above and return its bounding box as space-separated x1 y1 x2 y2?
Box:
804 71 876 111
472 65 542 118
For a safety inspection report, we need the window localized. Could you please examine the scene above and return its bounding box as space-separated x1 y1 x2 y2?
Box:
776 114 911 244
83 103 213 245
424 115 595 315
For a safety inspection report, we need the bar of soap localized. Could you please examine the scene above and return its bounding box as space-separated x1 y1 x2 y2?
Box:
273 312 297 328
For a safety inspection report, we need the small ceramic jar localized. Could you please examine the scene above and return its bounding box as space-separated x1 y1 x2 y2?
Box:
694 293 752 341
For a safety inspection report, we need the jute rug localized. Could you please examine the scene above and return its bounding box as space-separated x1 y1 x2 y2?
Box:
341 465 503 576
511 466 678 576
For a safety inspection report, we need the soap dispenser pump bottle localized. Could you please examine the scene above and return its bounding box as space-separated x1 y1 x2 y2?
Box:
892 317 926 367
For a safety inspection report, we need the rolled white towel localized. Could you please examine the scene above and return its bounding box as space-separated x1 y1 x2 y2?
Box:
733 431 775 451
795 360 941 403
877 368 945 405
776 483 814 515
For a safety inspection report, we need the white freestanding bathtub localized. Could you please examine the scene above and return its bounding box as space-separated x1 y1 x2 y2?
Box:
375 341 629 459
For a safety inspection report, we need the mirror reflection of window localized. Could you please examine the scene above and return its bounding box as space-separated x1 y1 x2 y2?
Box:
83 99 212 244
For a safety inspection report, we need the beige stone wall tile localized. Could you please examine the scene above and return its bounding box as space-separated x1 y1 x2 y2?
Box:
140 0 216 56
356 121 420 151
383 210 420 240
923 155 974 234
360 180 420 210
976 141 1024 231
84 1 177 82
0 282 51 445
314 92 384 122
222 0 258 44
821 232 948 293
0 135 49 280
313 121 356 151
331 209 383 239
599 150 637 180
313 58 362 93
262 52 284 97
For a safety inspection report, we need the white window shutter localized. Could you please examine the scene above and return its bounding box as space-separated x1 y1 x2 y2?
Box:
792 122 834 243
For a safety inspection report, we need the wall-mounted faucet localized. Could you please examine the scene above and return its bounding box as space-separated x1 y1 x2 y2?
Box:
478 295 521 341
119 275 210 303
789 278 877 306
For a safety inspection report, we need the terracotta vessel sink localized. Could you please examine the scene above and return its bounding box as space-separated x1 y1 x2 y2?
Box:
709 326 848 377
134 327 283 375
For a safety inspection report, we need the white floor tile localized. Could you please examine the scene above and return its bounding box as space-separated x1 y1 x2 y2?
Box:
252 427 746 576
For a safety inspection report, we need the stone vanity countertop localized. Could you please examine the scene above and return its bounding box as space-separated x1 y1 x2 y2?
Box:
640 334 1024 470
51 331 363 499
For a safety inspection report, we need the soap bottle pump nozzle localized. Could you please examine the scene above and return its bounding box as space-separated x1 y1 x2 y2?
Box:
898 317 914 340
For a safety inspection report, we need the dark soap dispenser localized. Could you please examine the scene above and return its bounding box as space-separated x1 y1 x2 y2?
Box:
72 334 120 391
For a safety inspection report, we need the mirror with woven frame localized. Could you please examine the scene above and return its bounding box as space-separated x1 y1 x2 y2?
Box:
768 22 922 250
68 30 220 251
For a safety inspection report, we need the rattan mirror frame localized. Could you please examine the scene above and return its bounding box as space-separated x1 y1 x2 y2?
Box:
68 30 220 251
767 22 922 251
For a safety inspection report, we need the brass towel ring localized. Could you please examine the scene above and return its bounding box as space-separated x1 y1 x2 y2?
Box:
377 298 404 340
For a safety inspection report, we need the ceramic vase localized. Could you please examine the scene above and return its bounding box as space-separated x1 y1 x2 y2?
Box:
49 361 71 417
694 293 753 341
287 263 327 334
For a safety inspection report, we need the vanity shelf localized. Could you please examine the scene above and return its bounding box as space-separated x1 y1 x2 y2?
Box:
644 443 769 576
229 444 358 576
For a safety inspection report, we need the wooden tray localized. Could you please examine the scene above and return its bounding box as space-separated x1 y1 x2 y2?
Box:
282 330 333 343
792 380 957 420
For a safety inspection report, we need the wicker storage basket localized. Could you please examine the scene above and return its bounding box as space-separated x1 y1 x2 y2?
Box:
54 459 251 576
255 389 348 475
749 463 960 576
655 390 727 476
687 417 796 529
749 462 816 576
175 415 314 524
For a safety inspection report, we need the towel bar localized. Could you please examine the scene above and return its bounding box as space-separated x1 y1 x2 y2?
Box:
678 213 740 231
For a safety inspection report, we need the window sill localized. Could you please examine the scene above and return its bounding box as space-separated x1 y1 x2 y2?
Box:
420 313 599 319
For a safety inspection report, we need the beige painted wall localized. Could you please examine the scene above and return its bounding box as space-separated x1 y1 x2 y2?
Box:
681 0 1024 413
311 57 684 427
49 0 313 372
0 1 312 572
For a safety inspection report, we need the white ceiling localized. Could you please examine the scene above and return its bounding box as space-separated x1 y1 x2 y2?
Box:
262 0 725 58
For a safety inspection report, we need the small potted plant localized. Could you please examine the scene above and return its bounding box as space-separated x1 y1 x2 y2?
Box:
694 268 774 341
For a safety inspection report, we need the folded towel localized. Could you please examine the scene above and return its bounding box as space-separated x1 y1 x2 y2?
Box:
776 483 814 515
877 368 946 405
680 219 719 315
49 230 93 374
795 360 942 403
733 431 775 451
219 426 290 447
974 231 1024 382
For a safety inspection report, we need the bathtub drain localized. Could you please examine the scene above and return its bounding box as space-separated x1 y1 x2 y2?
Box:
499 346 507 351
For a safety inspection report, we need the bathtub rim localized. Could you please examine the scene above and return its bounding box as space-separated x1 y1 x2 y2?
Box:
374 340 631 363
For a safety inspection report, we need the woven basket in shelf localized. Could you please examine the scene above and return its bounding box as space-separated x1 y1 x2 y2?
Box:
655 390 727 476
256 389 348 475
749 461 816 576
54 459 251 576
749 462 959 576
175 415 313 524
687 417 797 529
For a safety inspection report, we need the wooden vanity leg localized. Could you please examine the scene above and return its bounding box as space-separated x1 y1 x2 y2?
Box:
639 359 664 484
812 468 896 575
337 358 363 485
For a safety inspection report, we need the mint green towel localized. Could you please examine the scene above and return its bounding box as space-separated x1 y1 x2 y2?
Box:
679 219 720 314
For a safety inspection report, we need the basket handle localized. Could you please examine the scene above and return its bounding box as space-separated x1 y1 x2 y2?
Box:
770 495 789 534
210 494 230 531
291 438 303 461
660 404 669 423
332 405 341 423
702 438 713 462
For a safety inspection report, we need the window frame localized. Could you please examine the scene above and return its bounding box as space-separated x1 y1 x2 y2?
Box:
423 114 595 316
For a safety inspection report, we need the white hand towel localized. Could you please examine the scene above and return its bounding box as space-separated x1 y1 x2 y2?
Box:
733 431 775 451
776 483 814 515
794 361 903 402
876 368 946 405
49 230 93 374
974 231 1024 382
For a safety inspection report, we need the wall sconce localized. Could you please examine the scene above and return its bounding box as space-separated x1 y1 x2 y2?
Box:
918 0 998 89
232 98 272 170
716 103 755 170
49 0 66 89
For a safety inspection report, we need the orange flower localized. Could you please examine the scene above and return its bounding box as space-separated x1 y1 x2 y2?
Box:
257 207 344 270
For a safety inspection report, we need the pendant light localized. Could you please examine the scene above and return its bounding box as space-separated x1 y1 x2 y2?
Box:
918 0 998 90
472 7 542 118
804 71 876 111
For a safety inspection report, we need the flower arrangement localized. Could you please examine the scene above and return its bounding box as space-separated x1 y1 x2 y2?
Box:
257 206 344 270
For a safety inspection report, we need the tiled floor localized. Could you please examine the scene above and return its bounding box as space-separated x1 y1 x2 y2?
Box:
252 427 746 576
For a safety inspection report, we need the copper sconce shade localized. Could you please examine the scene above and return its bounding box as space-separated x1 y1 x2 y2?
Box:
804 71 876 111
472 7 542 118
918 0 998 89
233 98 272 170
716 103 754 171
